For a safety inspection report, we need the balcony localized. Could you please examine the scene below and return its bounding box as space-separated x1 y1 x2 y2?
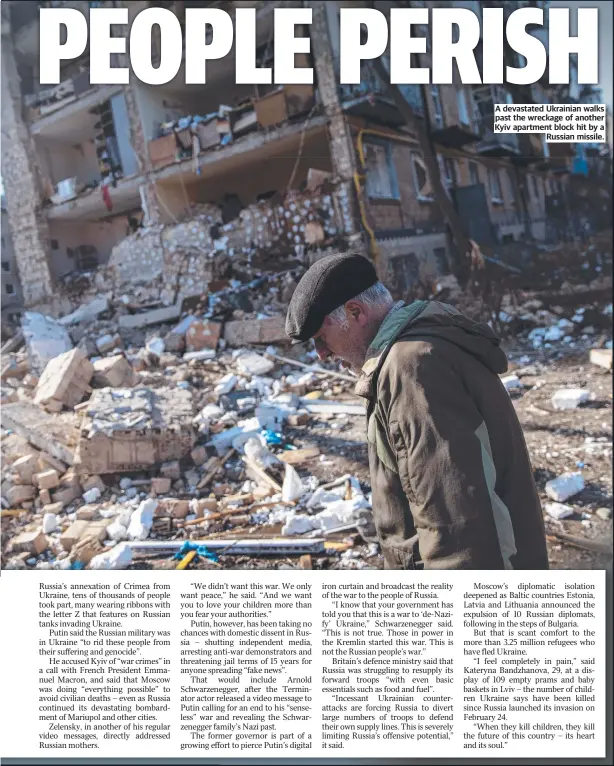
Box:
472 86 520 157
430 111 481 149
339 60 424 127
512 133 549 168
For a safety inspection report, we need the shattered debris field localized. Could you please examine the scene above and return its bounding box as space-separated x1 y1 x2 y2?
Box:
1 258 612 572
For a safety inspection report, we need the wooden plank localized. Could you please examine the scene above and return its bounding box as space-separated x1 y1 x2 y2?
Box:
243 457 282 492
197 448 235 489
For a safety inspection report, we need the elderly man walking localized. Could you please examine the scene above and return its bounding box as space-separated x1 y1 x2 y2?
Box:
286 253 548 570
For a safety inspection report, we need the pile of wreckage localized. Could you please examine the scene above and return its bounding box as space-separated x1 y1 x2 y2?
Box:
1 260 612 572
1 280 378 572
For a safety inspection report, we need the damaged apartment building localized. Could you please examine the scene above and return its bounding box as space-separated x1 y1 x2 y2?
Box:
1 0 611 320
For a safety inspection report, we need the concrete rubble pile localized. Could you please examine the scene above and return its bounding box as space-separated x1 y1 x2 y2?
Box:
1 277 379 572
1 249 612 571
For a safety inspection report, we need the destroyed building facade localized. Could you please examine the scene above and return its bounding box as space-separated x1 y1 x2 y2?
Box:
1 195 24 332
1 0 612 318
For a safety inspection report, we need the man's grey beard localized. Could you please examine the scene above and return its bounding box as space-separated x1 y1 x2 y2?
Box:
338 324 370 372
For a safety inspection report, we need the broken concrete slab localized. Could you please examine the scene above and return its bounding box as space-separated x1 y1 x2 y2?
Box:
92 355 137 388
58 296 109 326
21 312 73 376
224 315 287 347
237 352 275 376
6 484 36 506
35 469 60 490
76 387 195 474
119 301 183 330
34 348 94 412
1 402 78 466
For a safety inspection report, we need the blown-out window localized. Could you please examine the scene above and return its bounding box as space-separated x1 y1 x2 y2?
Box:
489 169 503 204
364 141 399 200
411 154 434 202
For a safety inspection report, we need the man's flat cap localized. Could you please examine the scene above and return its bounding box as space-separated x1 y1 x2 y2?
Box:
285 253 378 344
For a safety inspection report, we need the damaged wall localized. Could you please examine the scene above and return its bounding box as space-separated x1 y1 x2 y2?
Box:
378 231 450 293
108 185 347 305
0 10 54 308
35 136 100 190
48 217 133 280
153 130 334 222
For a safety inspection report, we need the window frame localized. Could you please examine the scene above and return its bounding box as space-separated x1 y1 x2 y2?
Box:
468 161 480 186
488 168 504 205
411 152 434 203
430 86 445 129
364 139 400 201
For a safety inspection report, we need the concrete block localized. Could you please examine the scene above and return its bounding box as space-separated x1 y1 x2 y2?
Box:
92 355 137 388
12 530 48 555
186 320 223 352
7 484 36 506
76 387 195 474
165 499 190 518
35 469 60 490
12 454 38 484
151 477 172 495
224 315 287 347
237 352 275 376
119 301 183 330
60 520 90 551
34 348 94 411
